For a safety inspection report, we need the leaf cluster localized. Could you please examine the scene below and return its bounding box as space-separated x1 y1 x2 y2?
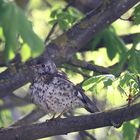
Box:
49 7 83 30
0 0 44 62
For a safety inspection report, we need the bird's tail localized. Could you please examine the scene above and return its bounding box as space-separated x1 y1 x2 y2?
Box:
76 86 100 113
81 92 100 113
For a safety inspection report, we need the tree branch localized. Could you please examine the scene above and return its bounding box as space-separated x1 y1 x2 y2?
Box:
0 93 32 111
0 98 27 111
79 33 140 52
69 59 111 74
62 64 90 78
67 0 102 13
1 102 140 140
79 131 97 140
11 108 46 126
42 0 139 63
0 64 33 98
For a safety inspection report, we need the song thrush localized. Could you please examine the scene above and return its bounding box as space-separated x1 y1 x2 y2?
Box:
29 60 99 119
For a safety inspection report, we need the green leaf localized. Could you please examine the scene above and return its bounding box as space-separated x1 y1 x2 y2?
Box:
0 110 13 127
112 53 127 76
88 32 104 50
50 9 58 18
0 2 18 62
83 74 115 86
128 48 140 73
103 30 117 60
67 7 83 24
135 51 140 72
133 34 140 48
82 74 115 90
123 122 136 140
17 7 44 57
49 7 82 30
118 72 140 95
132 4 140 25
83 75 106 87
56 13 67 20
119 71 137 87
58 20 69 31
103 26 127 60
0 1 45 62
103 79 113 87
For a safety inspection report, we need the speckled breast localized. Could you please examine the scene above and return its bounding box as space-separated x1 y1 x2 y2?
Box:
29 76 84 114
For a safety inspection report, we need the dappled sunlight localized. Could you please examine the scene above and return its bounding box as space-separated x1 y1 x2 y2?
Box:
0 0 140 140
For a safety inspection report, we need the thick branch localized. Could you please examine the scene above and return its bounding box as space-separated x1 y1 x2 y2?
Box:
0 103 140 140
0 65 33 98
66 0 103 14
43 0 139 63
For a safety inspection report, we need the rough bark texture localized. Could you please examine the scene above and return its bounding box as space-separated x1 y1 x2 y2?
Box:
0 103 140 140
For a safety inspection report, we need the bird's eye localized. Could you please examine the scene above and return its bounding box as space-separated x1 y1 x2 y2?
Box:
42 64 45 68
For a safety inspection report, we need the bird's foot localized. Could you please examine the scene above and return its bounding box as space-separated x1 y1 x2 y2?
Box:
46 113 57 122
55 114 63 119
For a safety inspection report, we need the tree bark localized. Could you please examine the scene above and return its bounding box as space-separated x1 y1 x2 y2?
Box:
0 103 140 140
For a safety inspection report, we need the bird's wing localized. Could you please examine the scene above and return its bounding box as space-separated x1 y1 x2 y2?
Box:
48 71 100 113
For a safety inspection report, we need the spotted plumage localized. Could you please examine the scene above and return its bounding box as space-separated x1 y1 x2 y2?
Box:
29 60 99 118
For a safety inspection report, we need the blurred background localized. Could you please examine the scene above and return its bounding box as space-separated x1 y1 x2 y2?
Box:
0 0 140 140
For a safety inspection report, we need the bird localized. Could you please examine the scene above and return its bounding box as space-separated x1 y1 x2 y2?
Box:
29 60 100 119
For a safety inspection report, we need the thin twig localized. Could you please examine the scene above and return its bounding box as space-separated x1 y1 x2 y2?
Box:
45 3 72 44
42 0 52 8
79 131 96 140
0 93 31 111
69 59 111 74
61 64 90 78
11 108 46 126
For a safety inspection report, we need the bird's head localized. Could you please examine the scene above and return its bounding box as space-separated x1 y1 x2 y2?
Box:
32 60 57 75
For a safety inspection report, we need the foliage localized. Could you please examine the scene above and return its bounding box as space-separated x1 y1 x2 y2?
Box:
0 0 44 62
122 122 136 140
82 74 115 91
49 7 83 30
83 71 140 96
132 4 140 25
0 0 140 140
103 26 127 60
0 110 12 127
